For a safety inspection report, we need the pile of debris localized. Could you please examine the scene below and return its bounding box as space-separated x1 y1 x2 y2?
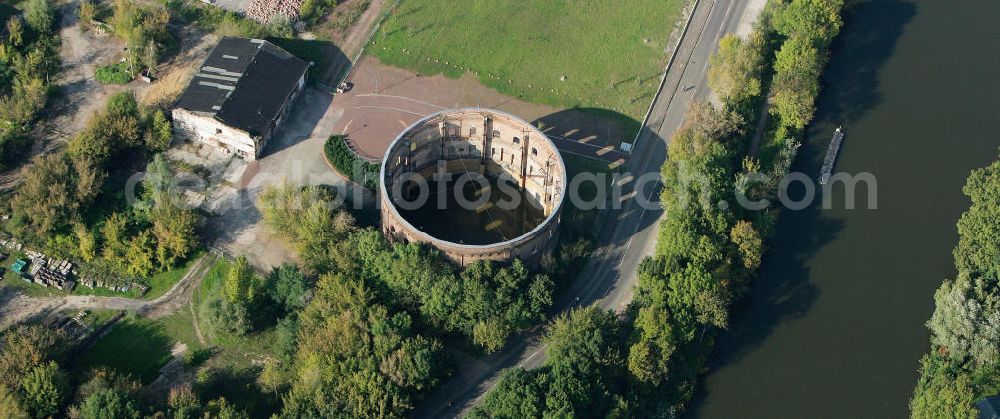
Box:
0 238 23 252
244 0 301 24
0 234 153 296
25 250 77 291
46 311 93 341
80 279 150 296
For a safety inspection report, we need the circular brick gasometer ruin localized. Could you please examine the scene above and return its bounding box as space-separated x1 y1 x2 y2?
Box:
380 108 567 267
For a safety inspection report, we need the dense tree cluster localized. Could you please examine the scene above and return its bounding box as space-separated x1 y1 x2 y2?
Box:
0 0 59 167
258 184 356 274
708 32 766 106
469 307 626 418
352 229 554 353
769 0 844 131
0 325 70 418
281 273 441 418
7 92 192 286
106 0 173 75
911 155 1000 417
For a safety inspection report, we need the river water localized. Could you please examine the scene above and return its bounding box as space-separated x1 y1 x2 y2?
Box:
691 0 1000 417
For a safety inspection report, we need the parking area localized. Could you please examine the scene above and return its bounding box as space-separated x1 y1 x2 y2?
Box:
331 56 630 164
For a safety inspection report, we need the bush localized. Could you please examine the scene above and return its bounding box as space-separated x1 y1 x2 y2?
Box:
0 132 32 172
324 135 379 190
95 62 135 85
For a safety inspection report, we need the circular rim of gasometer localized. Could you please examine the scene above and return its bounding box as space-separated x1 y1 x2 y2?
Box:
379 108 567 250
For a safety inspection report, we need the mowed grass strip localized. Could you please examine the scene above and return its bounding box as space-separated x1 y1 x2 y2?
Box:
76 317 174 384
371 0 687 118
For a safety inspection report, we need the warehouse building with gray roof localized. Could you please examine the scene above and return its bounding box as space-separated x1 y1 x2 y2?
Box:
173 36 309 160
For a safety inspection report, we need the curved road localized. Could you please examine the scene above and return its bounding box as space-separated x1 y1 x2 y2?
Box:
416 0 761 416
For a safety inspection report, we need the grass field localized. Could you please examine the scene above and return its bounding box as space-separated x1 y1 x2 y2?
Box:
370 0 688 118
76 316 174 384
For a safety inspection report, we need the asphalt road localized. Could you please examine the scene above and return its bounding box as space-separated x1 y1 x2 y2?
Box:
415 0 759 416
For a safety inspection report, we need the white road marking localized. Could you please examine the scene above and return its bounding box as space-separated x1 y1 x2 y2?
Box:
355 93 448 109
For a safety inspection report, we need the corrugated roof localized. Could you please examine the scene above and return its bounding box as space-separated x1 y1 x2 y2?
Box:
978 395 1000 419
175 37 309 137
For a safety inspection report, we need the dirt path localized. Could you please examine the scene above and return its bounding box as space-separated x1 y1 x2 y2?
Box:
339 0 390 60
189 295 207 346
0 254 216 329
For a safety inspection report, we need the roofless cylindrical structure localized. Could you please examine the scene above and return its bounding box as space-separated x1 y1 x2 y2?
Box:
380 108 567 266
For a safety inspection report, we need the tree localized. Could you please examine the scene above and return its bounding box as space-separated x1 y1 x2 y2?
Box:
141 39 159 73
470 368 543 418
0 325 67 390
167 385 201 418
124 230 156 277
273 316 299 358
101 213 130 267
474 307 624 418
79 1 97 28
282 274 441 418
6 18 23 47
77 388 140 419
770 35 822 129
258 184 355 272
68 92 144 165
74 222 98 262
151 201 197 269
0 76 47 127
268 264 310 313
774 0 844 47
202 297 250 337
955 157 1000 279
23 0 54 33
20 361 65 418
146 110 172 151
204 398 247 419
926 274 1000 367
730 220 763 271
223 256 258 304
910 355 977 419
708 32 765 104
911 153 1000 413
0 385 28 419
11 153 105 233
257 360 286 397
472 319 509 354
628 305 675 385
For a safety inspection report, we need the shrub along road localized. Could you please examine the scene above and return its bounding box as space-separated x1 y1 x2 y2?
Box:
414 0 763 416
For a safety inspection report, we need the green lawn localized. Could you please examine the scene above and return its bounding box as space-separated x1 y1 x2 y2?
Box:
76 316 174 384
268 38 342 84
371 0 687 118
145 251 206 299
76 309 122 329
157 310 204 351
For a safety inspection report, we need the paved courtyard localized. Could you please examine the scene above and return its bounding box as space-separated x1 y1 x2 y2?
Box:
331 56 631 164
